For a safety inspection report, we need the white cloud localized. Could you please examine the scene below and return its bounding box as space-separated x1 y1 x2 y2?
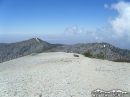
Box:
65 26 84 34
63 1 130 46
104 4 109 8
109 1 130 38
85 1 130 42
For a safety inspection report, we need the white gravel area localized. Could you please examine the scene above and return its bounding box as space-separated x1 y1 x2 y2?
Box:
0 52 130 97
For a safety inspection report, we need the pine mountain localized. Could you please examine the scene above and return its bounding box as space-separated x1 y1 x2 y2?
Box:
0 38 62 63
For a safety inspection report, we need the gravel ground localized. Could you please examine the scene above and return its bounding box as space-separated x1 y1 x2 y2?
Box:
0 52 130 97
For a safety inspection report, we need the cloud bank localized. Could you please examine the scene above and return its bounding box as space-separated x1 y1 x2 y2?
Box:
109 1 130 39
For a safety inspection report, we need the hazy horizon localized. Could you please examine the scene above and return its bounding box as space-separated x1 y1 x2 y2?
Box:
0 0 130 49
0 37 129 50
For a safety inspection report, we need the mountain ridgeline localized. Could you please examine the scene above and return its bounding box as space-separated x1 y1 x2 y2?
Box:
46 43 130 59
0 38 62 63
0 38 130 63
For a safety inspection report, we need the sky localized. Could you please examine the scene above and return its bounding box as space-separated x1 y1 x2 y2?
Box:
0 0 130 49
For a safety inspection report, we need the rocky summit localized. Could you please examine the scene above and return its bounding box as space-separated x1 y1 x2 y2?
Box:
0 52 130 97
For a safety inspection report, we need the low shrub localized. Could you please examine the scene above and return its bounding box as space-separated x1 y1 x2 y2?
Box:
97 54 105 59
84 50 92 58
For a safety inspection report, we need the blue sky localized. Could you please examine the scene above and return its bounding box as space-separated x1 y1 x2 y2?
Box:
0 0 130 49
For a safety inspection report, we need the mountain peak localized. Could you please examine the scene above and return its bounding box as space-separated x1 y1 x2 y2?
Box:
35 38 40 43
0 38 53 63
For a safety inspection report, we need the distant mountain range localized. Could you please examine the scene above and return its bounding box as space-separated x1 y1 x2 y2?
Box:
0 38 130 63
0 43 6 46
